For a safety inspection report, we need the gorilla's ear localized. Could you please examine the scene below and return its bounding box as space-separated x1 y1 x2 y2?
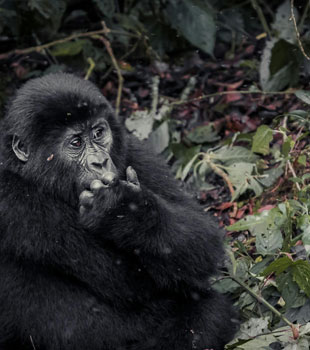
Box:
12 135 30 162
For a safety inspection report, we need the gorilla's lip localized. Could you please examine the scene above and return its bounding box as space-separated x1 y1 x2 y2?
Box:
81 171 118 190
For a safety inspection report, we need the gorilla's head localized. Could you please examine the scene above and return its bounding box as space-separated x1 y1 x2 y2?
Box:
1 73 127 203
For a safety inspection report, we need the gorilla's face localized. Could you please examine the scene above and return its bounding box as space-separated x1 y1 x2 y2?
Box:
6 73 126 205
12 114 118 194
60 116 118 192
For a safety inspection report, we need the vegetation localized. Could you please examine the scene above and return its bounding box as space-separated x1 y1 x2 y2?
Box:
2 0 310 348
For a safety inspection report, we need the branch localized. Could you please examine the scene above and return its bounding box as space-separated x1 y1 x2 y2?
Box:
171 89 295 106
97 22 123 117
231 276 296 330
0 27 139 60
251 0 272 37
290 0 310 60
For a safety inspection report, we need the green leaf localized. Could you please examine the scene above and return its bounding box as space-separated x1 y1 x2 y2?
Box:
276 272 302 309
181 153 200 181
237 317 269 339
28 0 66 19
262 256 293 276
295 90 310 105
282 136 294 157
165 0 216 55
125 110 154 140
186 124 219 144
28 0 66 33
227 211 271 232
92 0 115 18
272 0 297 41
298 155 307 166
291 260 310 297
258 167 284 188
256 229 283 255
213 146 258 166
226 162 263 200
252 125 273 155
170 144 201 164
212 278 240 293
50 40 87 56
228 207 286 255
297 215 310 246
260 39 300 92
148 121 170 154
302 173 310 182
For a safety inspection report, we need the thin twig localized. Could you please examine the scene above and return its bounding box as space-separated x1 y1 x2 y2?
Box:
209 162 235 197
287 160 301 191
84 57 95 80
251 0 272 37
0 28 139 60
171 89 294 106
29 335 37 350
101 40 140 81
151 76 160 117
97 22 123 117
290 0 310 60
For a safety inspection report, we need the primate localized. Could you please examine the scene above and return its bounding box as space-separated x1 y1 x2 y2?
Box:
0 73 238 350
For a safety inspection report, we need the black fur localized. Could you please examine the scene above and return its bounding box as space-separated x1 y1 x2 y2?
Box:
0 73 238 350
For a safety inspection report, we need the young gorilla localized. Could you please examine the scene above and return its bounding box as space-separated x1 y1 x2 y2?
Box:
0 73 238 350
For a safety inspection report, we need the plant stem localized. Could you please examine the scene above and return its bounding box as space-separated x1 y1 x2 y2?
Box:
251 0 272 37
0 28 139 60
231 276 294 328
97 22 124 117
171 89 294 106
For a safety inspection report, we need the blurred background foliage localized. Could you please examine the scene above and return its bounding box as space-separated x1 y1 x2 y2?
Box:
3 0 310 348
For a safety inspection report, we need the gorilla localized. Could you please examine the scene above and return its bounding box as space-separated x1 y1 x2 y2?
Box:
0 73 238 350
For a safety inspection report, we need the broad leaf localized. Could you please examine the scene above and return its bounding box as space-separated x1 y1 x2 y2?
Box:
276 273 301 309
186 124 219 144
125 110 154 140
148 121 170 154
295 90 310 105
291 260 310 298
165 0 216 55
92 0 115 18
213 146 258 165
252 125 273 155
51 40 87 56
262 256 293 276
256 229 283 255
226 162 263 200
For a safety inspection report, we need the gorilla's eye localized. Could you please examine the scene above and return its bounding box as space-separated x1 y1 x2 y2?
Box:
70 137 83 148
93 128 104 140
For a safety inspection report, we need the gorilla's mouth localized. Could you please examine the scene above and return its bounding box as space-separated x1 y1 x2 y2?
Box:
80 169 118 191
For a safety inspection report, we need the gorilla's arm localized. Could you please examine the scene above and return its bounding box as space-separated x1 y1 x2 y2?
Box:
0 171 146 303
112 193 222 291
0 263 145 350
84 139 224 291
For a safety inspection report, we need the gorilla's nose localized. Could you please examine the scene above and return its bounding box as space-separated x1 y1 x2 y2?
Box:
87 154 109 173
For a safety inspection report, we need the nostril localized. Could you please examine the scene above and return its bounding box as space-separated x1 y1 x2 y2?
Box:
87 154 109 172
91 162 103 170
90 158 108 171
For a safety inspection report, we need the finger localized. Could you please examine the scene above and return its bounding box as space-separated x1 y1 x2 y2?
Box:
101 172 118 187
79 190 94 207
79 205 87 215
126 166 139 185
90 179 105 193
119 179 140 193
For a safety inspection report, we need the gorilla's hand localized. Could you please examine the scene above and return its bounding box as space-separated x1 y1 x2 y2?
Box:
79 166 142 225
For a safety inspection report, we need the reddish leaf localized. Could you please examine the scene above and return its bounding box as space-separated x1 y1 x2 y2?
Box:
258 205 276 212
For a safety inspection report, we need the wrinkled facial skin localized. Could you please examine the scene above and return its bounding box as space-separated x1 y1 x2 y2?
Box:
61 116 117 192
